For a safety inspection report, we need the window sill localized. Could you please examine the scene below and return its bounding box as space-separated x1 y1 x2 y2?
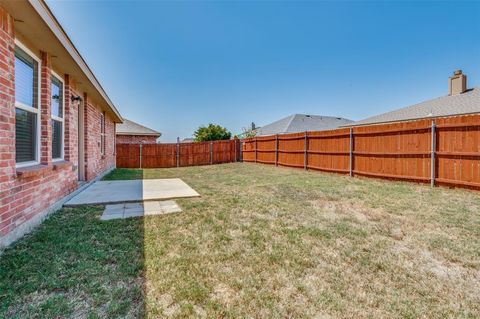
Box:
16 164 50 178
16 161 72 178
53 160 71 170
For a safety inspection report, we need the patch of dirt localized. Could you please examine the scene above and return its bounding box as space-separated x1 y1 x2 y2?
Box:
211 283 236 306
389 227 404 240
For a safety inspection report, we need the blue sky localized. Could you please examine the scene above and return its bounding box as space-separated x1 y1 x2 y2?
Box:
47 1 480 142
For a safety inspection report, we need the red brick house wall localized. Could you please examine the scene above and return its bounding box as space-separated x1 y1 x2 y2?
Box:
0 6 118 248
116 134 158 144
84 96 116 181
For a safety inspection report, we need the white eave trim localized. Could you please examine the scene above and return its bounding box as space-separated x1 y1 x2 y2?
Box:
28 0 123 122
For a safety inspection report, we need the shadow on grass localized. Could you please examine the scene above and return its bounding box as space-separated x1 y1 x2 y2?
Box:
0 204 146 318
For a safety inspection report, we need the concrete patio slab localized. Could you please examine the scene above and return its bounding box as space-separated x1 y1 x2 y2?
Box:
64 178 200 206
100 200 182 220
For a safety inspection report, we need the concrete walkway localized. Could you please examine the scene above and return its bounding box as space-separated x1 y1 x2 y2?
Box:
64 178 200 206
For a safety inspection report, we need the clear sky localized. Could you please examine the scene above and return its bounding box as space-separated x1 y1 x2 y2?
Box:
47 0 480 142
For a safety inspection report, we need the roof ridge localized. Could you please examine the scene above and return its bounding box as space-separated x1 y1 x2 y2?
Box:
284 114 298 132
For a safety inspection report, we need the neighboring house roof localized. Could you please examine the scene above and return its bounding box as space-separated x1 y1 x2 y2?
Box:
349 88 480 127
116 119 161 137
181 138 195 143
257 114 354 136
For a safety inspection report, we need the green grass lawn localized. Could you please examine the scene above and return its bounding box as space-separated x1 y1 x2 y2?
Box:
1 163 479 318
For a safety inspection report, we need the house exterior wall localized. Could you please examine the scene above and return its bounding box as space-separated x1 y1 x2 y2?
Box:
116 134 158 144
0 6 116 248
84 97 116 181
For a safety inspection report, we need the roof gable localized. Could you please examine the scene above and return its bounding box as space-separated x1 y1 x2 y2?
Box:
116 119 161 136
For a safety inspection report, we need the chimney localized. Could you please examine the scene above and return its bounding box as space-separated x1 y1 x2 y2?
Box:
448 70 467 95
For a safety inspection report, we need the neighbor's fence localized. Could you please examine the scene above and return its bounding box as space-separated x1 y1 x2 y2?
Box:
242 114 480 190
116 139 241 168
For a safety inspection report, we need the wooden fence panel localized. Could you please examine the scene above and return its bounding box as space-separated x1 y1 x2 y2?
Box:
212 140 235 164
435 114 480 188
352 120 432 182
116 144 140 168
116 139 237 168
242 138 256 162
256 136 276 164
142 144 176 168
307 128 350 174
179 142 210 166
278 133 305 168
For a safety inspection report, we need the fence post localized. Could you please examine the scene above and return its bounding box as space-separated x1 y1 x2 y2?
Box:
234 139 237 162
275 134 278 166
304 131 308 171
240 140 243 162
210 141 213 165
139 144 142 169
176 141 180 167
431 120 436 187
254 137 257 163
349 128 353 177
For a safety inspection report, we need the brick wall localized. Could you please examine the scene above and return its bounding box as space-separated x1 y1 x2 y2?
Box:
0 7 16 238
0 6 117 248
83 96 116 181
116 134 158 144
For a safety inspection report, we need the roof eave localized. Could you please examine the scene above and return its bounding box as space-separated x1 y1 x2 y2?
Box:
30 0 123 123
116 132 162 137
345 111 480 128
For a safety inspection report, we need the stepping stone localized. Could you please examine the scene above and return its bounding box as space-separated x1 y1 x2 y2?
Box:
100 200 182 220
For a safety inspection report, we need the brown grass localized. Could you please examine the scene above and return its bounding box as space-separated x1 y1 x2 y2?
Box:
110 163 480 318
1 163 479 318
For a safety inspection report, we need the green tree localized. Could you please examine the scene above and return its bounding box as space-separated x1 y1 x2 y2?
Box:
194 124 232 142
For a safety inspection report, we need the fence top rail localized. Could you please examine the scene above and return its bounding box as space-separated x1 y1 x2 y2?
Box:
307 132 351 139
435 122 480 129
352 126 432 136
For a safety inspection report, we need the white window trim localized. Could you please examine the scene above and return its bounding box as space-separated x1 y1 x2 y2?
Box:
14 39 41 168
51 71 65 161
100 112 106 156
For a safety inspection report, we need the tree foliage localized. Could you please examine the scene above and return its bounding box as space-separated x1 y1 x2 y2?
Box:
194 124 232 142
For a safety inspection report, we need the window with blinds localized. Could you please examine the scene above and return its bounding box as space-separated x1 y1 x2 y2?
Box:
14 44 39 165
51 75 64 160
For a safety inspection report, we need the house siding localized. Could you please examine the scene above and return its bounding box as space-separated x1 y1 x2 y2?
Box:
116 134 158 144
0 6 117 248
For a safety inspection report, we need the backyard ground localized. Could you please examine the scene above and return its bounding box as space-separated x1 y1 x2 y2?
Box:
1 163 479 318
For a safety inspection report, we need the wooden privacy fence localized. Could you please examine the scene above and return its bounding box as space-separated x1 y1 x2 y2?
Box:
242 114 480 190
117 139 240 168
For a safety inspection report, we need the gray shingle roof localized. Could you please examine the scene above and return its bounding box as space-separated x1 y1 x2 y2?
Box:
257 114 354 136
349 88 480 127
116 119 161 136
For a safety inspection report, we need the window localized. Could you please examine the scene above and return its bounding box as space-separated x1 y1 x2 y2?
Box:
100 112 106 155
51 74 64 160
14 43 40 166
